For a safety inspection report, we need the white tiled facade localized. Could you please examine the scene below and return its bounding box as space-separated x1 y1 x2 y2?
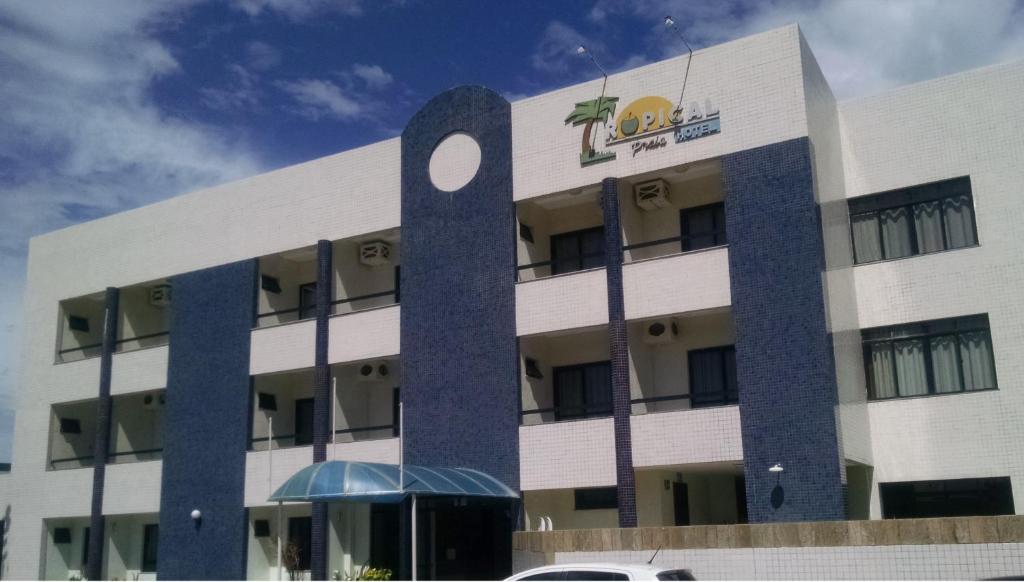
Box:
3 23 1024 580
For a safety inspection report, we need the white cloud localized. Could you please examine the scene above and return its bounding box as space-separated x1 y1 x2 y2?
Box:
0 2 263 435
352 63 394 90
587 0 1024 99
232 0 362 20
246 40 282 71
277 78 365 120
531 20 605 75
200 63 263 112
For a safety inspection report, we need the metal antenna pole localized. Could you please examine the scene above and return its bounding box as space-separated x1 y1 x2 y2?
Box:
577 45 610 154
665 16 695 115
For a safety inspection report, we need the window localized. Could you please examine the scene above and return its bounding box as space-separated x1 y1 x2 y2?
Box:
294 398 314 446
565 571 628 581
550 227 605 275
863 315 997 400
880 477 1014 519
680 203 727 251
850 177 977 264
298 282 317 320
519 572 564 581
288 516 312 571
688 346 738 408
574 487 617 510
392 387 401 438
141 524 159 573
81 527 90 569
553 361 612 420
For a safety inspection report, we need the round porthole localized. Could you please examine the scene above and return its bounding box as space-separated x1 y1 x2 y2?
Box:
428 132 481 192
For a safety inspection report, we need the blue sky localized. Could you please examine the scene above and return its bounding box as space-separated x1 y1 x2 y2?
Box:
1 0 1023 462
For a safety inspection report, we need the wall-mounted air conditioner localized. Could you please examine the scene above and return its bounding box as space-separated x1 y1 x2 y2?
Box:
359 241 392 266
642 320 678 344
149 284 172 307
357 362 390 382
634 179 671 211
143 392 166 410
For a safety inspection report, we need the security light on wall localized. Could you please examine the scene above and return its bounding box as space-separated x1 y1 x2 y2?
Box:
519 222 535 244
524 357 544 379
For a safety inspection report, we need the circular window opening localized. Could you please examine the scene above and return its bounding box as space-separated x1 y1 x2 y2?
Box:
428 132 481 192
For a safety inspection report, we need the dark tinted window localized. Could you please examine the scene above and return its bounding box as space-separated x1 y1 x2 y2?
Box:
294 398 314 446
288 516 312 570
881 477 1014 519
574 487 617 510
850 177 977 264
141 524 159 572
298 282 317 320
680 203 727 251
550 227 605 275
565 571 629 581
863 315 996 400
689 346 738 408
554 362 612 420
657 570 696 581
520 572 564 581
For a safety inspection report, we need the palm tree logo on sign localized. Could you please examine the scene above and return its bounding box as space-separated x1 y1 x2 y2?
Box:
564 96 619 167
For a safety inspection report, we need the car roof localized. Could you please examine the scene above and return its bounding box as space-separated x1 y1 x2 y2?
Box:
510 562 681 578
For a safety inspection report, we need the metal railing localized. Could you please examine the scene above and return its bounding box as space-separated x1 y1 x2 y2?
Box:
57 330 170 362
521 392 738 425
49 447 164 470
255 289 398 327
248 424 399 449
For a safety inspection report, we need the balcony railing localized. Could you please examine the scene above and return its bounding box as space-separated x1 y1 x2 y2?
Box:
255 289 399 327
521 391 738 425
248 424 398 450
49 447 164 470
57 331 170 363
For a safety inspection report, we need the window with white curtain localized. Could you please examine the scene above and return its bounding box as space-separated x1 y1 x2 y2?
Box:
863 314 997 400
849 176 978 264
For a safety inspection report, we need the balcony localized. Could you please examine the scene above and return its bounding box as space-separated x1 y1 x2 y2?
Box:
519 309 737 426
44 514 160 580
56 279 171 363
256 229 400 329
516 187 604 282
48 390 165 471
250 359 401 452
522 463 747 530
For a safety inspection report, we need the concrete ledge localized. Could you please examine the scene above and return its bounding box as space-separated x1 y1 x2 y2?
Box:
512 516 1024 552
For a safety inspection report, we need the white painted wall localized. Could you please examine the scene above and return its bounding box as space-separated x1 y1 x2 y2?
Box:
839 58 1024 516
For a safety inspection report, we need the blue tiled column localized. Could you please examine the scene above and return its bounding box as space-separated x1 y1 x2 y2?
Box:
158 259 257 580
85 286 118 581
399 85 518 490
311 239 332 580
602 177 638 528
723 137 846 523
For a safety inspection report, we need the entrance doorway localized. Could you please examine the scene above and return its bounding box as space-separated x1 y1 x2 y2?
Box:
672 482 690 526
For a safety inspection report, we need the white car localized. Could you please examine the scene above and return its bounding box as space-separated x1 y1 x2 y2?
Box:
506 563 695 581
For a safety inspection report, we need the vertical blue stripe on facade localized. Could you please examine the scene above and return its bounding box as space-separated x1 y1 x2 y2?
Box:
311 239 333 581
601 177 638 528
399 86 519 491
85 286 118 581
158 259 257 580
723 137 846 523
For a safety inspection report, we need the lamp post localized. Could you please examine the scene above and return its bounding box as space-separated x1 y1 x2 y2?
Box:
576 45 610 156
664 16 695 117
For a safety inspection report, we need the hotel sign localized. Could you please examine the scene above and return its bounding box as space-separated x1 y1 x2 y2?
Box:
565 94 720 167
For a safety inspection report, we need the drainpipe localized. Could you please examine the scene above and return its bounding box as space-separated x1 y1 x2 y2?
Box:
311 239 333 580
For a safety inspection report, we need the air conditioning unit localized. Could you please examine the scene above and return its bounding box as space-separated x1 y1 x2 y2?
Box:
357 362 390 382
634 179 671 211
359 241 392 266
642 320 679 344
143 392 166 410
149 284 172 307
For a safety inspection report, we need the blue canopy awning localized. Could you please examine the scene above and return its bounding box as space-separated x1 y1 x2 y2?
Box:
268 460 519 504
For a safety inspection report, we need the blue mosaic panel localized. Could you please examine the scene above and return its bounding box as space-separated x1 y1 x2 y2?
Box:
723 137 846 522
158 259 257 579
399 86 519 491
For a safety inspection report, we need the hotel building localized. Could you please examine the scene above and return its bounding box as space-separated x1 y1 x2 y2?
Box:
2 24 1023 580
